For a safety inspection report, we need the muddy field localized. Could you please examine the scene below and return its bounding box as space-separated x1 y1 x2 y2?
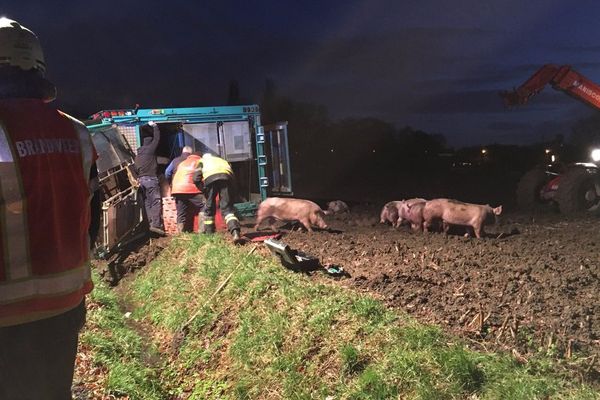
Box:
105 205 600 376
259 207 600 366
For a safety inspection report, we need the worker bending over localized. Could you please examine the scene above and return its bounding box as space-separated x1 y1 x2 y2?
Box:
193 152 242 243
167 146 205 232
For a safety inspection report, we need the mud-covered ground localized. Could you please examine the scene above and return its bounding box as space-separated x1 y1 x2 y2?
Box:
103 205 600 373
255 207 600 365
96 236 171 286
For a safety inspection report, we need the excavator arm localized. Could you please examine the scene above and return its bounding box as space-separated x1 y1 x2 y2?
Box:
500 64 600 110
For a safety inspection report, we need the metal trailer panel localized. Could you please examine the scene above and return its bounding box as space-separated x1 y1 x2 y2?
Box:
89 124 145 257
88 105 277 201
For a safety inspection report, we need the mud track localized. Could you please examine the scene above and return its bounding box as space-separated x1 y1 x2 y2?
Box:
276 208 600 365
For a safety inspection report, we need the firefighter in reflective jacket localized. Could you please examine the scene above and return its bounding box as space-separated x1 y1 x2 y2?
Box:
192 152 242 243
170 150 205 233
0 18 101 399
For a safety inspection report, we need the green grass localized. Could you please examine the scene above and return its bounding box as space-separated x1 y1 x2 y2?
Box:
79 233 599 399
79 274 166 399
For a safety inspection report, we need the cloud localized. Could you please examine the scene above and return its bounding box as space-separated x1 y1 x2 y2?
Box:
487 121 532 131
406 89 551 115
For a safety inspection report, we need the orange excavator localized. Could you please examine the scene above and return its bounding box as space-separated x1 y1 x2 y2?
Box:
501 64 600 109
501 64 600 213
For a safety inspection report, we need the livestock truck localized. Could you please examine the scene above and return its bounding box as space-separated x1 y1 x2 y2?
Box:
87 105 293 257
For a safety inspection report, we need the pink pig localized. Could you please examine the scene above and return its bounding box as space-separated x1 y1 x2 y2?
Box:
398 198 427 231
380 201 401 227
255 197 329 232
396 198 426 230
422 198 502 238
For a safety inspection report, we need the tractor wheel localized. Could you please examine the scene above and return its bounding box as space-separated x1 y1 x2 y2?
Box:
516 168 550 210
555 167 600 214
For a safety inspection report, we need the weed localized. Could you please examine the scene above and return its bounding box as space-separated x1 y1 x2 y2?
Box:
350 367 399 399
341 344 368 376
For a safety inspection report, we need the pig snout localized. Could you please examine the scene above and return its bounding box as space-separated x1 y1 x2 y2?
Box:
380 203 399 226
313 212 329 230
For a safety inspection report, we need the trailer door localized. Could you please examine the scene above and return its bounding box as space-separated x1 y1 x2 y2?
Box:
261 122 293 196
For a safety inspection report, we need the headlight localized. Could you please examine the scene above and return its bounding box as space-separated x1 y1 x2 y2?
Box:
591 149 600 162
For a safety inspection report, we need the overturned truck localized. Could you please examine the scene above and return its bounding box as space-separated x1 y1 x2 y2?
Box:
88 105 293 257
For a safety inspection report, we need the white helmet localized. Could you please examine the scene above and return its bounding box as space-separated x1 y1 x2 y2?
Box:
0 17 46 74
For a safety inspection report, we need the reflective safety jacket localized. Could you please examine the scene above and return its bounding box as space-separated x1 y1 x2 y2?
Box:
0 99 95 327
171 154 201 194
197 154 233 186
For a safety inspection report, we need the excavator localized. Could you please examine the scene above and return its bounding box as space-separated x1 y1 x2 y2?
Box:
501 64 600 213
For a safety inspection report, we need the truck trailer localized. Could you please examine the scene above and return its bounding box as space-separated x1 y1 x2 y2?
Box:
87 104 292 256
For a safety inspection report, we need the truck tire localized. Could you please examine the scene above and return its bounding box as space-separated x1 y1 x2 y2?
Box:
516 168 549 210
555 167 600 214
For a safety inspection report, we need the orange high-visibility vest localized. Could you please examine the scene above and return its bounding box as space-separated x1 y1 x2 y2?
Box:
171 154 202 194
0 99 95 327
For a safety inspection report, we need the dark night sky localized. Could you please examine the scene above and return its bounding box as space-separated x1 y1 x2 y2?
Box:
3 0 600 147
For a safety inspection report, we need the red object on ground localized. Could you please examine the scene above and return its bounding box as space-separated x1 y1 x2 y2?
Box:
162 195 227 234
243 232 282 242
215 194 227 231
193 214 199 232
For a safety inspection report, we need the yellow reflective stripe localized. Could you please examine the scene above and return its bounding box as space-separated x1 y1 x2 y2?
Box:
74 122 94 184
0 124 14 162
0 262 91 304
61 112 94 184
204 220 215 225
0 124 30 280
224 213 239 223
2 304 79 327
61 113 94 253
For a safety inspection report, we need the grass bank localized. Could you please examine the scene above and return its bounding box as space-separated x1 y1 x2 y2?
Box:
77 234 598 399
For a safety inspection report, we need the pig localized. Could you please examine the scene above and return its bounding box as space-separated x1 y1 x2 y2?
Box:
325 200 350 214
380 198 426 229
255 197 329 232
398 198 427 231
380 201 401 227
422 198 502 239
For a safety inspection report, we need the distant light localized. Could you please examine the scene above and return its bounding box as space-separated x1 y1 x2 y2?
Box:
591 149 600 162
545 148 551 154
481 148 487 155
372 149 376 153
551 155 556 163
331 148 334 152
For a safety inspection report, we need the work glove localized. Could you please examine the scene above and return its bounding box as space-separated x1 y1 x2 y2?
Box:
148 120 156 127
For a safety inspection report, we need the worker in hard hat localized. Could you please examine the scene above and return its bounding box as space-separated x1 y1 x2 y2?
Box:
0 17 100 399
192 152 242 243
167 146 205 232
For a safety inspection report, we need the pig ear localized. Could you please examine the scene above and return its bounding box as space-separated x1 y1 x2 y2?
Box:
494 205 503 215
